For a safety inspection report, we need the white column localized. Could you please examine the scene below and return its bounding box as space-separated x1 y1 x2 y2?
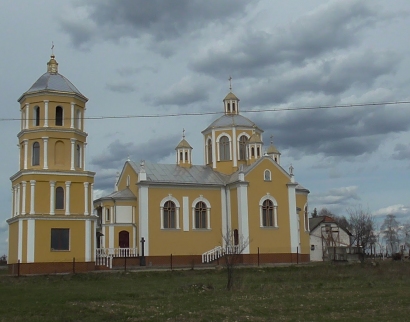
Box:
211 129 216 168
18 144 21 169
183 196 189 231
70 102 75 129
65 181 71 215
70 138 76 170
23 140 28 169
237 183 250 254
109 226 114 249
287 182 299 253
50 181 56 215
21 181 26 215
138 183 149 255
84 182 89 215
85 219 91 261
232 126 237 167
18 220 23 261
27 219 35 263
83 142 87 171
44 100 49 127
25 103 29 129
221 188 227 245
11 188 15 217
30 180 36 214
42 137 48 169
90 183 94 213
13 186 18 216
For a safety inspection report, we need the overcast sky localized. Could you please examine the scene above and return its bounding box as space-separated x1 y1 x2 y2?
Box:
1 0 410 255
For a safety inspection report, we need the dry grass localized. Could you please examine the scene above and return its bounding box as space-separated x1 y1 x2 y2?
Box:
1 261 410 321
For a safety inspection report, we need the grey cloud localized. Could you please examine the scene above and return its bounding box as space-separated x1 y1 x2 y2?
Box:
62 0 254 48
392 143 410 160
190 0 385 78
105 82 136 93
117 66 158 77
91 134 180 169
255 100 410 157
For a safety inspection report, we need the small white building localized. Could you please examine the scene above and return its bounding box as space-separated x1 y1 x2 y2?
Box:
309 216 351 261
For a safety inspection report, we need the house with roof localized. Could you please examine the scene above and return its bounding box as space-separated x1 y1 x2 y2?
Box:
309 216 352 261
94 88 311 267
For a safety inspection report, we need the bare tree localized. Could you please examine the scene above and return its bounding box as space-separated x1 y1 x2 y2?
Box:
346 206 374 251
318 208 334 217
403 221 410 252
222 229 249 291
381 214 401 255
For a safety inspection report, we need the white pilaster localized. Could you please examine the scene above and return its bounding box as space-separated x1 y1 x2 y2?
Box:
183 196 189 231
85 219 91 261
18 144 21 169
29 180 35 214
84 182 89 215
211 129 216 168
70 138 76 170
237 183 250 254
109 226 114 248
90 183 94 213
27 219 35 263
44 100 49 127
42 137 48 169
16 184 20 216
18 219 23 261
13 186 17 216
221 188 227 245
232 126 237 167
65 181 71 215
287 182 299 253
70 102 75 129
23 140 28 169
21 181 26 215
25 103 29 129
50 181 56 215
11 188 14 217
138 183 149 255
83 142 87 171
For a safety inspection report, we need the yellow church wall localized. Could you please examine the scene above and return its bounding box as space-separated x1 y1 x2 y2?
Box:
246 159 292 254
147 186 224 256
117 163 139 197
296 192 309 254
113 226 135 248
8 222 19 263
35 219 86 262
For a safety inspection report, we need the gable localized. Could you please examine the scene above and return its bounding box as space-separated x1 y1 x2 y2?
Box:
244 157 291 184
117 161 139 196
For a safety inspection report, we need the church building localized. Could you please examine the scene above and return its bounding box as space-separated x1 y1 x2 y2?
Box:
7 55 310 273
94 85 311 267
7 55 96 274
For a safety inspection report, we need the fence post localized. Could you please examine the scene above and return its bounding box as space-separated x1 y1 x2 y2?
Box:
297 247 299 265
124 251 127 272
170 253 173 271
258 247 260 266
73 257 75 274
17 260 20 277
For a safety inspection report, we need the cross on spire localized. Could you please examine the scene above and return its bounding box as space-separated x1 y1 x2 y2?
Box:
228 76 232 91
270 135 273 145
51 41 54 56
182 128 185 139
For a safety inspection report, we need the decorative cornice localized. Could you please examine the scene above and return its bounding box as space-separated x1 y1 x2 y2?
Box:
7 214 98 224
10 170 96 181
17 128 88 139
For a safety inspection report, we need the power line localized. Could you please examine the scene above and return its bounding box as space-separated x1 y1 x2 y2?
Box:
1 100 409 122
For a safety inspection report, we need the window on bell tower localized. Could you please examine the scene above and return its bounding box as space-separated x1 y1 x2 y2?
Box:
32 142 40 166
207 139 212 164
55 106 63 126
34 106 40 126
239 135 247 160
219 136 230 161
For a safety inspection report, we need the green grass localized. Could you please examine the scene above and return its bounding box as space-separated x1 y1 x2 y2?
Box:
1 261 410 321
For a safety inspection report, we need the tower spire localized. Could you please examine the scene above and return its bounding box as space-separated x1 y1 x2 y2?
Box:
47 43 58 74
228 76 232 92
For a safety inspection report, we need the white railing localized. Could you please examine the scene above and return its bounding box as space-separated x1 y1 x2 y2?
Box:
95 248 138 268
202 245 241 263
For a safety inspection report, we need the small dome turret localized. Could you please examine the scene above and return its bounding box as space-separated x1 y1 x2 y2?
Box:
266 135 281 164
176 129 192 168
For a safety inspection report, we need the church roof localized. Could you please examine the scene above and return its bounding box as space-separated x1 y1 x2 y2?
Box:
248 132 262 143
175 138 192 150
25 72 84 96
266 144 280 154
202 114 262 132
223 92 239 101
97 188 137 201
129 161 228 185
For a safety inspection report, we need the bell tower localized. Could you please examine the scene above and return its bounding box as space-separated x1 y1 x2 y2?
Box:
7 54 97 273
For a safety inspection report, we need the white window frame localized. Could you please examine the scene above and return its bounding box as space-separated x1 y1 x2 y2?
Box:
191 196 211 230
160 195 180 229
216 132 232 161
259 194 278 228
264 169 271 181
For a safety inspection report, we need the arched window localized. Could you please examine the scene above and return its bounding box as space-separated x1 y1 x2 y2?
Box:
239 135 247 160
55 106 63 126
219 136 230 161
32 142 40 166
207 139 212 164
262 200 274 227
76 144 81 168
34 106 40 126
119 231 130 248
163 201 176 229
105 208 110 222
251 147 255 157
195 201 207 229
55 187 64 209
264 169 271 181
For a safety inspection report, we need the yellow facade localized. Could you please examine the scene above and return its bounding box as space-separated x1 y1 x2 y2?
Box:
7 55 97 266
